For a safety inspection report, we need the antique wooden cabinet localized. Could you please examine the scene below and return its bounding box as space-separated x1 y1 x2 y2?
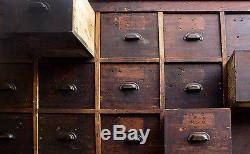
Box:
1 0 95 57
2 1 250 154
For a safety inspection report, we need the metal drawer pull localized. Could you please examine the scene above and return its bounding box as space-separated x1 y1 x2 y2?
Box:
0 133 15 140
120 82 139 90
57 132 78 141
28 2 50 12
184 33 203 41
125 135 143 144
188 132 210 143
0 83 16 91
185 83 203 92
57 84 77 92
124 33 142 41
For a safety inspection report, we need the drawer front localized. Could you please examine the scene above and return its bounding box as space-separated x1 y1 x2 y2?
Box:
165 109 232 154
4 0 72 32
102 114 163 154
39 114 95 154
226 14 250 60
0 114 33 154
101 64 160 109
164 14 221 60
0 64 33 108
165 63 222 108
101 13 159 58
39 63 95 109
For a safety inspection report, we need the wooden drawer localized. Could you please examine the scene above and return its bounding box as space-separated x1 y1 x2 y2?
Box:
226 14 250 60
101 64 160 109
165 109 232 154
0 64 33 109
3 0 95 57
39 114 95 154
227 50 250 107
39 62 95 109
165 63 222 108
101 114 163 154
101 13 159 58
164 14 221 61
0 113 33 154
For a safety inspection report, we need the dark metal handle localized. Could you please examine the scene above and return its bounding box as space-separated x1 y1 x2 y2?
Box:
57 84 77 92
188 132 210 143
124 33 142 41
0 83 16 91
56 132 78 141
120 82 139 90
125 135 143 144
185 83 203 92
184 33 203 41
28 2 50 12
0 133 15 140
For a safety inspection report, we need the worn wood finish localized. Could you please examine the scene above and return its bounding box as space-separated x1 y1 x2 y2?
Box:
0 113 33 154
101 13 159 58
225 14 250 60
0 63 33 109
165 108 232 154
90 1 250 12
39 62 95 109
164 13 221 61
3 0 95 57
165 63 222 108
227 50 250 107
101 114 163 154
39 114 95 154
33 59 39 154
101 64 160 109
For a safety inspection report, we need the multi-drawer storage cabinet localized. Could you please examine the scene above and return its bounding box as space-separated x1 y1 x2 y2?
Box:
227 50 250 107
2 0 250 154
165 109 232 154
2 0 95 57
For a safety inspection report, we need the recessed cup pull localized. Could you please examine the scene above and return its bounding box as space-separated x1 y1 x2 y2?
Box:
57 84 77 92
124 33 142 41
183 33 203 41
56 131 78 141
0 83 17 91
120 82 140 91
187 132 210 143
28 2 50 12
185 83 203 92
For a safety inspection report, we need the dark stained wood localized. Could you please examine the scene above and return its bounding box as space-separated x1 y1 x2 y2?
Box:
165 63 223 108
225 14 250 60
39 114 95 154
0 63 33 109
227 50 250 107
2 0 95 57
164 13 221 61
232 109 250 154
0 113 33 154
165 108 232 154
101 64 160 109
101 13 159 58
101 114 163 154
39 62 95 109
90 1 250 12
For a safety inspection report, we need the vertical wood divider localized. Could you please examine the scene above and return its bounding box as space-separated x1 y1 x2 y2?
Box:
33 58 39 154
220 12 227 107
158 12 165 128
95 12 101 154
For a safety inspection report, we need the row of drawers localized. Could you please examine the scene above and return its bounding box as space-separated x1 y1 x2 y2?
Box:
0 109 231 154
100 13 248 61
0 62 222 109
